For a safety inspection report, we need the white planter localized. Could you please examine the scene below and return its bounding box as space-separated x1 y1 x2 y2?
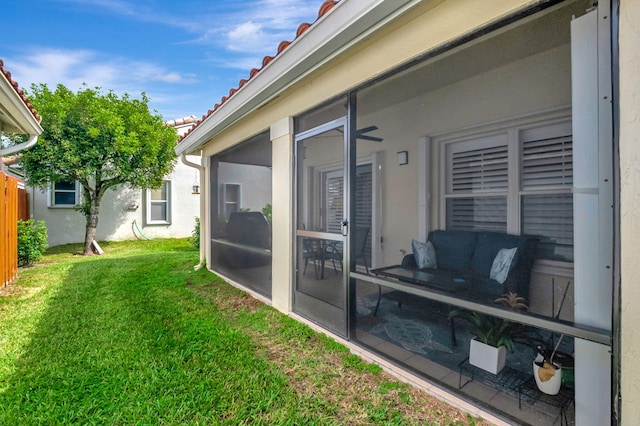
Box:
533 356 562 395
469 337 507 374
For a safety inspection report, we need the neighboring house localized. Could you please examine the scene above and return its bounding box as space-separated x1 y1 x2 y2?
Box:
30 116 201 247
176 1 637 425
1 60 43 285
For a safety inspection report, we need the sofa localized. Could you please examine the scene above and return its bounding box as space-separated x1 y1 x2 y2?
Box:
401 230 538 300
378 230 538 347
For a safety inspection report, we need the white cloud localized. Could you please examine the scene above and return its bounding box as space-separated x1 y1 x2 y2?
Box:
9 48 197 93
226 21 269 53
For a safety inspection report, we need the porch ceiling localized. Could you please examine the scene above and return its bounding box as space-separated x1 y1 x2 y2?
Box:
357 0 584 116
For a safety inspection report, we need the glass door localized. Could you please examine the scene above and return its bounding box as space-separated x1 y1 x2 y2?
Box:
294 118 348 336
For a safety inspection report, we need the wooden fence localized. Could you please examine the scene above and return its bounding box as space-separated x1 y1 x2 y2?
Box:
1 170 20 287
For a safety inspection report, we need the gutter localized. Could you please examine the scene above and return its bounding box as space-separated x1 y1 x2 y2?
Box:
180 152 205 269
180 152 203 173
0 134 38 156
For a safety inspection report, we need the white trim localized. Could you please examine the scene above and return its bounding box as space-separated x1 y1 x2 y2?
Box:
221 183 242 219
433 109 574 262
371 151 383 269
145 180 172 225
47 180 81 208
417 136 431 242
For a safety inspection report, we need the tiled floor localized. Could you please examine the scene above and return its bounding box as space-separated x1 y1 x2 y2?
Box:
291 264 575 425
355 325 575 426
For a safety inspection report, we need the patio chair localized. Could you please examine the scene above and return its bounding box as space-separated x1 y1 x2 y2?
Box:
324 226 370 274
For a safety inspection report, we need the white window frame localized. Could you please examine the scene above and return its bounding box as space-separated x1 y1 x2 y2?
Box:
433 107 573 266
221 183 242 219
146 180 171 225
47 180 81 208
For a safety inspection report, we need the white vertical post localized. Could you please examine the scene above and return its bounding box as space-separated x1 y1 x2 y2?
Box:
270 117 295 313
418 136 431 242
571 6 613 425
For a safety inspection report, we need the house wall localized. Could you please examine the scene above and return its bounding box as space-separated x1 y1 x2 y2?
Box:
194 0 614 423
31 156 201 247
619 1 640 423
199 0 567 269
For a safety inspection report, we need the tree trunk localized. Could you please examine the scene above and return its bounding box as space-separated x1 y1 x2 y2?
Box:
83 196 101 255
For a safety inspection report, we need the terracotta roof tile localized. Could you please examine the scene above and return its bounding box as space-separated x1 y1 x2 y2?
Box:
164 115 197 127
179 0 340 143
0 59 41 123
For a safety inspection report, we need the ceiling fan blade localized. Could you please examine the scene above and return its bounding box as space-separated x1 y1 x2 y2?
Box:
357 125 379 135
357 135 383 142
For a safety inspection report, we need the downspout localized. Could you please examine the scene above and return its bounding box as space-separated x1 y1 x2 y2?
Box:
0 134 38 157
180 152 205 268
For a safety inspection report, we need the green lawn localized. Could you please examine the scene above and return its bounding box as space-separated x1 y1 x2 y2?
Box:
0 239 483 425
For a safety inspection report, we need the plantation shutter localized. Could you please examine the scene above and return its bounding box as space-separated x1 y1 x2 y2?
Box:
325 172 343 233
521 125 573 189
446 134 508 232
520 121 573 261
355 164 373 265
448 140 509 193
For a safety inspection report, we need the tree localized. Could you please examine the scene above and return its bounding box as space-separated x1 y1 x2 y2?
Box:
20 84 177 255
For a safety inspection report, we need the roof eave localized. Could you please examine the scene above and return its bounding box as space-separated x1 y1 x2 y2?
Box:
0 70 43 137
175 0 423 156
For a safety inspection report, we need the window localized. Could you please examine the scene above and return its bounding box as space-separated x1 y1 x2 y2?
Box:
146 181 171 224
442 117 573 262
221 183 241 219
48 180 81 207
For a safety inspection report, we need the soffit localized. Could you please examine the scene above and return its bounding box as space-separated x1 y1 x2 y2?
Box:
0 59 42 135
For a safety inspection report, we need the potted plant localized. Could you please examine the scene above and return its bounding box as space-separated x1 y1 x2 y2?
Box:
450 292 528 375
533 335 568 395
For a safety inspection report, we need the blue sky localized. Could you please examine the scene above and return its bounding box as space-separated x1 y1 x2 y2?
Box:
1 0 322 121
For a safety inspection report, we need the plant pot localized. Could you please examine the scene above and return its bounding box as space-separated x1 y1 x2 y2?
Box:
469 337 507 374
533 356 562 395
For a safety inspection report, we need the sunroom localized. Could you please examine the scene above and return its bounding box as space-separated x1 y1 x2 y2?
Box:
177 0 615 425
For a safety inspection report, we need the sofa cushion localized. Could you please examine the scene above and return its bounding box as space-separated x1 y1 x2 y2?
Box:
490 247 518 284
429 230 476 272
412 239 437 269
471 231 522 277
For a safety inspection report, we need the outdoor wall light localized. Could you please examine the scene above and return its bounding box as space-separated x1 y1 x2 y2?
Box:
192 182 200 195
397 151 408 166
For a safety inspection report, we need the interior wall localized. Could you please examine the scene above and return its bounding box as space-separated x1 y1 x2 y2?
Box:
356 44 571 267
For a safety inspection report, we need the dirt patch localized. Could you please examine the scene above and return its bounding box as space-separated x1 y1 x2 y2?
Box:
200 288 489 425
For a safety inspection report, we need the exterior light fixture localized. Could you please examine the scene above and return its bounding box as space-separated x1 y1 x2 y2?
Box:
192 182 200 194
397 150 408 166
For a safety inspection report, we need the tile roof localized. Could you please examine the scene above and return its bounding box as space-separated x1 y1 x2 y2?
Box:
179 0 340 143
164 115 198 128
0 59 41 123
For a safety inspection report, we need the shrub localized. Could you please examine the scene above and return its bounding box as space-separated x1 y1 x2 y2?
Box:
189 217 200 249
262 203 272 223
17 219 48 266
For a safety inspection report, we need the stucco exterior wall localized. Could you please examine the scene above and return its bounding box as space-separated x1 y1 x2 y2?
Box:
31 156 201 247
619 1 640 423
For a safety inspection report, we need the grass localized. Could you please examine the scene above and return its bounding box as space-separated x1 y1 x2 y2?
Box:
0 239 486 425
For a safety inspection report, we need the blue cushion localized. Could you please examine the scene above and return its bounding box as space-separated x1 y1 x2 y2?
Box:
490 247 518 284
428 230 476 271
411 239 437 269
471 232 522 277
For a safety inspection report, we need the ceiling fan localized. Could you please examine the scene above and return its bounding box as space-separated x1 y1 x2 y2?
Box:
356 125 383 142
337 125 383 142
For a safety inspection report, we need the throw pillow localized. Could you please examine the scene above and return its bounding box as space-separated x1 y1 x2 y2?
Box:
412 239 437 269
490 247 518 284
